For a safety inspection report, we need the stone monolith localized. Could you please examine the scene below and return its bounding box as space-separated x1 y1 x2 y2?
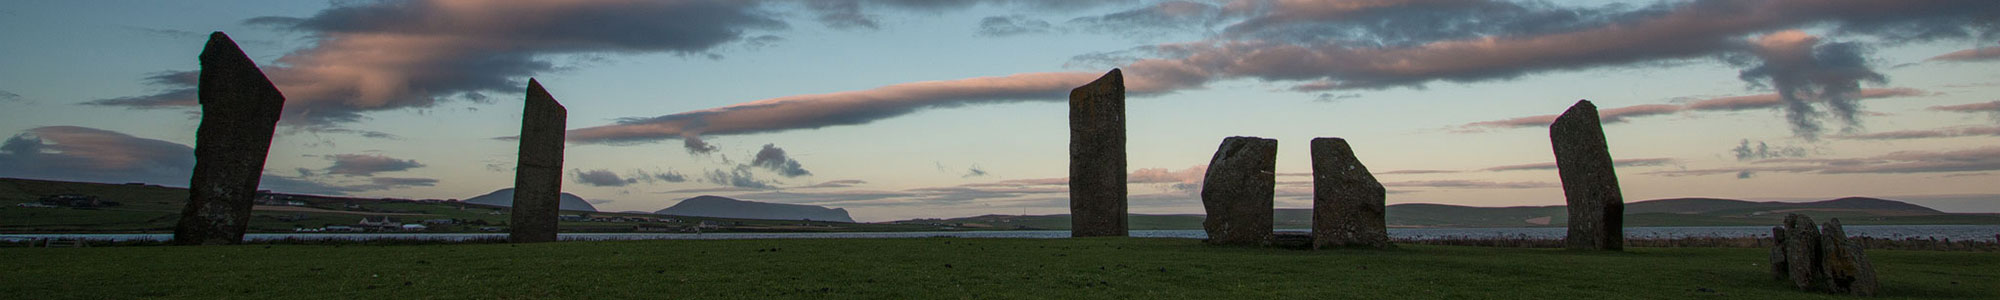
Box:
510 79 566 243
1201 136 1276 246
1769 226 1789 281
1070 69 1127 237
1311 138 1391 249
1819 218 1878 296
172 32 287 245
1782 214 1823 290
1550 100 1624 251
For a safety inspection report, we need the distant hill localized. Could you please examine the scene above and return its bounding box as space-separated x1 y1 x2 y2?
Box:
902 197 1994 229
462 188 597 212
656 195 853 223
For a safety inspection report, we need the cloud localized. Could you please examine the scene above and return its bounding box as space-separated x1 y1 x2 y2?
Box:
1376 169 1461 175
322 154 424 176
256 174 438 195
703 166 776 189
1068 1 1220 35
800 0 1136 31
577 1 1992 142
0 126 193 185
1483 158 1675 172
96 0 787 127
1735 30 1886 139
1928 45 2000 62
572 169 634 187
1458 88 1926 131
567 71 1128 144
806 0 877 30
976 15 1054 37
1648 146 2000 176
1833 126 2000 140
1383 180 1558 189
80 71 197 108
801 179 867 189
1681 88 1925 112
311 128 400 140
0 90 21 102
1930 100 2000 123
962 165 989 178
682 135 720 155
1930 100 2000 114
1112 0 1990 136
750 143 811 177
1730 139 1809 161
361 177 439 189
641 169 690 183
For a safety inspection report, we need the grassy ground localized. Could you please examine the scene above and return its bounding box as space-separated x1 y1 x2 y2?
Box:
3 238 1994 299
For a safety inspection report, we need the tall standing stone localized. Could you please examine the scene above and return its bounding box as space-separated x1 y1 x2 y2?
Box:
510 79 567 243
1781 214 1823 291
1311 138 1391 249
1201 136 1276 246
172 32 287 245
1549 100 1625 251
1819 218 1878 296
1070 69 1126 237
1769 226 1789 281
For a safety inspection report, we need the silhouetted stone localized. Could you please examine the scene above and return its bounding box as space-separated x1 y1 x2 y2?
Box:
1310 138 1391 249
1819 218 1878 296
172 32 287 245
1201 136 1276 246
510 79 566 243
1549 100 1624 251
1769 226 1789 281
1069 69 1126 237
1781 214 1823 290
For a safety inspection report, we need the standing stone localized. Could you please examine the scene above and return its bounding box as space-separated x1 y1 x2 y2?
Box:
1769 227 1789 281
1070 69 1126 237
1782 214 1823 291
510 79 567 243
172 32 287 245
1310 138 1391 249
1819 218 1878 296
1201 136 1276 246
1549 100 1625 251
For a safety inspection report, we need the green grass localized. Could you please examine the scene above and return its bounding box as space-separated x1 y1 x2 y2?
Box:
4 238 1994 299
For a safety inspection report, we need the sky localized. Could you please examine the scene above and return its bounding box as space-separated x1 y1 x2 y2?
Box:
2 0 1999 222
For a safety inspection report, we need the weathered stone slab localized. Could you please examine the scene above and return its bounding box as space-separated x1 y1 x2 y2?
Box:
510 79 566 243
1769 226 1789 281
1549 100 1625 251
1201 136 1276 246
1819 218 1878 296
1782 214 1823 290
172 32 287 245
1069 69 1126 237
1310 137 1391 249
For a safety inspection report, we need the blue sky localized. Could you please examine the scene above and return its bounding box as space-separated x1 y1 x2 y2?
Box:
2 0 1998 221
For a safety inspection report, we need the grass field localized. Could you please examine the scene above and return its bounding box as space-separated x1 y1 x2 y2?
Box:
4 238 1994 299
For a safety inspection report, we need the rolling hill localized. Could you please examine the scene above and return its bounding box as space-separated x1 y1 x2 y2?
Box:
656 195 854 223
461 188 598 212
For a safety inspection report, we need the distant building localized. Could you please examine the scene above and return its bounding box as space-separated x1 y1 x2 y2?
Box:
359 216 401 228
400 224 428 231
15 202 57 208
422 219 456 225
323 225 363 232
